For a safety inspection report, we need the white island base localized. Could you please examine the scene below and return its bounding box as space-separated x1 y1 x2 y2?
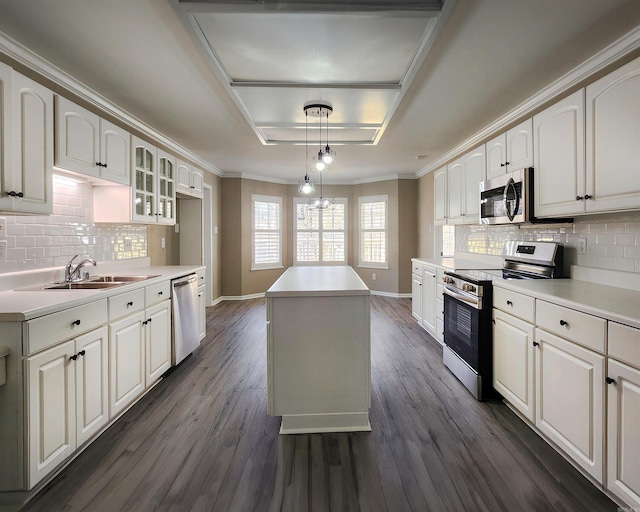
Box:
266 266 371 434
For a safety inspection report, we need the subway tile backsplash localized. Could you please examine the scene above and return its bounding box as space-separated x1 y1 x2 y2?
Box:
0 176 146 274
456 210 640 274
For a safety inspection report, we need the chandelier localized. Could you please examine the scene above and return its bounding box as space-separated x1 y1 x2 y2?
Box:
299 102 336 210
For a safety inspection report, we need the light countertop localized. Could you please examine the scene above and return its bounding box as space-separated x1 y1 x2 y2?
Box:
412 255 503 271
0 265 204 322
266 266 369 298
494 278 640 330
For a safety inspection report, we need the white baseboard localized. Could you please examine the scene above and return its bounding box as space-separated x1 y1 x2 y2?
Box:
370 291 411 298
217 292 265 302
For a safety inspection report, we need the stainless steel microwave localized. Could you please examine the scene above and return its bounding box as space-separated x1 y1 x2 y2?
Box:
480 167 533 224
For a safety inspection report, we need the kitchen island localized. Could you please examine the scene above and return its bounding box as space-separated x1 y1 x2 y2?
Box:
266 266 371 434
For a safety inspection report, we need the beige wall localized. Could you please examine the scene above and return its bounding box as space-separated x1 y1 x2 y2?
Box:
221 178 242 297
220 176 417 297
398 179 418 294
241 179 289 296
417 171 435 259
147 224 179 266
205 172 223 301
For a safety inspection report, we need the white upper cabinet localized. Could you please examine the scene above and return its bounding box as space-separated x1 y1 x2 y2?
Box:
55 96 130 185
585 55 640 213
447 146 485 224
0 70 53 215
534 90 585 218
132 136 157 223
486 118 533 179
434 166 447 225
176 159 203 198
156 148 176 225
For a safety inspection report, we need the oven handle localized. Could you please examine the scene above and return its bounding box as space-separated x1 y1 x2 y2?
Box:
443 286 481 309
503 177 519 222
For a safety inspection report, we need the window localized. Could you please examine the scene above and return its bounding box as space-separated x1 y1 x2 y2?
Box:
294 198 347 265
359 195 388 269
252 194 282 270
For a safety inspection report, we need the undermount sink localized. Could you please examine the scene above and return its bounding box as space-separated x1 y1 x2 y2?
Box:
87 275 159 283
16 275 159 291
43 281 126 290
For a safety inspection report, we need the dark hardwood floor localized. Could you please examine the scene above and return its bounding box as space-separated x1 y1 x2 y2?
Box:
21 296 619 512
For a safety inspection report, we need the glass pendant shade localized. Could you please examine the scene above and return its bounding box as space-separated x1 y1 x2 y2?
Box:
314 151 326 171
322 145 336 165
298 173 315 194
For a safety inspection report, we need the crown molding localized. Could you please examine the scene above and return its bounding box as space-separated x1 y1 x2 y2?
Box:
417 24 640 178
0 29 223 177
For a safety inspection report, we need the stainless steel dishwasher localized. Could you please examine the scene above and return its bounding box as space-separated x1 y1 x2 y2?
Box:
171 273 200 365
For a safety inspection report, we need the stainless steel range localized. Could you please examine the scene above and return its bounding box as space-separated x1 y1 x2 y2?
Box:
442 241 565 400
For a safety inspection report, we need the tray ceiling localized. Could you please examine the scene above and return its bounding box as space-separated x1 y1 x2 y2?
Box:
178 1 446 146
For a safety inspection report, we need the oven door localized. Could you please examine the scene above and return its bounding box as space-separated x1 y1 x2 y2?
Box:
443 290 480 372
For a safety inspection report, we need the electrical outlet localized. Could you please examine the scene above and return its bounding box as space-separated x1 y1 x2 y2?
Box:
0 241 6 262
161 237 165 249
578 238 587 255
372 273 377 280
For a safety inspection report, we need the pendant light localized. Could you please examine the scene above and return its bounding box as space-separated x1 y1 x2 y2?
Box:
301 102 335 210
297 109 315 194
322 109 336 165
313 110 327 171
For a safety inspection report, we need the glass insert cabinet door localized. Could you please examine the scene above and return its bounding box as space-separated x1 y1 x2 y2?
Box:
157 149 175 224
133 137 156 222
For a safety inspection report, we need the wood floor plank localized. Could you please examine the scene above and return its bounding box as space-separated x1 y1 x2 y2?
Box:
20 296 620 512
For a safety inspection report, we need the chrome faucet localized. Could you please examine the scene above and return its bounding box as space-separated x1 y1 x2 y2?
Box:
65 255 97 282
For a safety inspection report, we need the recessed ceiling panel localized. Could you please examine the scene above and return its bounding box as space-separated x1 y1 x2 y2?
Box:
260 126 379 144
191 11 434 83
180 1 444 146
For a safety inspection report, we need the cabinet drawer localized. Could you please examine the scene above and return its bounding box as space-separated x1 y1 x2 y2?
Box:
24 299 107 355
108 288 145 321
196 268 206 286
145 280 170 307
412 261 422 275
493 287 535 323
609 322 640 369
536 300 606 353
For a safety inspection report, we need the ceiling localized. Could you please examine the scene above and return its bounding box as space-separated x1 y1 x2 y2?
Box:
0 0 639 183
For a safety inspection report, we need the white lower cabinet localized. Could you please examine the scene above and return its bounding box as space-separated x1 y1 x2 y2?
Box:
607 358 640 508
109 311 146 418
421 264 437 335
145 300 172 387
534 327 605 483
26 326 109 488
492 309 535 422
411 272 423 322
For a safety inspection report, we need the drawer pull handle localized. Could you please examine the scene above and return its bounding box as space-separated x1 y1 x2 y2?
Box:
158 291 163 295
72 319 81 326
69 354 78 361
506 300 513 306
142 320 148 325
605 377 615 385
78 350 86 357
147 317 152 323
532 341 539 347
559 319 568 326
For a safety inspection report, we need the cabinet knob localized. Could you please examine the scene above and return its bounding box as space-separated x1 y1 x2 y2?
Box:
78 350 85 357
559 319 568 326
127 301 134 307
584 194 592 200
605 377 615 385
69 354 78 361
533 341 539 347
506 300 513 306
72 319 81 326
147 317 152 323
500 163 506 167
142 319 148 325
158 291 163 295
576 195 583 201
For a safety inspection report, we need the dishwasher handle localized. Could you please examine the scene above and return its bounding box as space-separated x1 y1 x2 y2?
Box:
173 274 198 287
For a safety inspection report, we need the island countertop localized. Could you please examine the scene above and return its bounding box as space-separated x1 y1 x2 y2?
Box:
266 266 370 298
